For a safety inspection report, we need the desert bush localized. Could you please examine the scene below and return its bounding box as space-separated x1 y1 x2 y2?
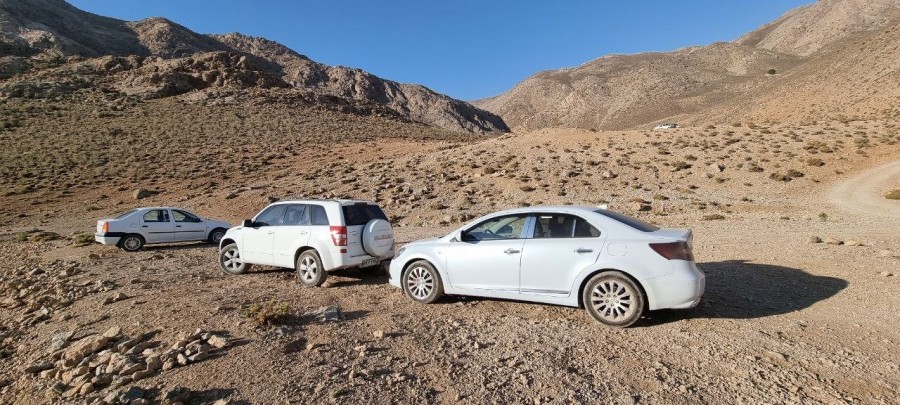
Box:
767 69 777 75
244 300 291 326
72 232 95 246
703 214 726 220
885 190 900 200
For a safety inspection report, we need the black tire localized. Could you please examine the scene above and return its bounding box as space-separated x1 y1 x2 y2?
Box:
582 271 645 327
295 250 328 287
208 228 226 244
402 260 444 304
119 234 144 252
219 243 252 275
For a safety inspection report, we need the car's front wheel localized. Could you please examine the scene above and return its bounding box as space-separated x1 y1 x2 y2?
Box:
119 234 144 252
219 243 252 275
583 271 644 327
296 250 328 287
402 261 443 304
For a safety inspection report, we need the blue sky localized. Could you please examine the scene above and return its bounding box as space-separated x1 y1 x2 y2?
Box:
70 0 813 101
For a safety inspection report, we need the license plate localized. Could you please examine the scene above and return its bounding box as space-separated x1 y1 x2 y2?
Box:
361 258 380 268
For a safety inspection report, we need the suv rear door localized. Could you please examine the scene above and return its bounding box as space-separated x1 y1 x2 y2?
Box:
273 204 311 267
341 202 388 258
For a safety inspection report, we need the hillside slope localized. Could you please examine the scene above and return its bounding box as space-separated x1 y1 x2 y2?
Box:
0 0 508 133
477 0 900 131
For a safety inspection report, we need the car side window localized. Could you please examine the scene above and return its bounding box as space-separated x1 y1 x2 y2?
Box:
254 205 287 227
172 210 202 223
143 209 169 223
533 214 600 238
462 214 528 242
309 205 330 225
282 204 308 226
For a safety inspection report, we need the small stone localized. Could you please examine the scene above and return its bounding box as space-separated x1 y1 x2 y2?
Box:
24 362 53 373
763 350 787 363
880 271 893 277
845 240 862 246
823 237 843 245
188 352 209 362
131 369 155 381
79 382 95 395
808 236 822 243
133 189 153 200
113 292 128 301
103 326 122 338
207 335 228 349
372 330 385 339
176 353 189 366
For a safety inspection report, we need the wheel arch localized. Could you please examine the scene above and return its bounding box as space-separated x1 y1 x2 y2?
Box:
577 268 651 311
293 246 319 266
220 237 237 249
117 233 145 246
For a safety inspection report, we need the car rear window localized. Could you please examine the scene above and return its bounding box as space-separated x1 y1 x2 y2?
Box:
342 204 388 226
115 209 138 219
594 210 659 232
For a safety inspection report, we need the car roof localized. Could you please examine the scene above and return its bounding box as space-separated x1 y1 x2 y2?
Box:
491 205 603 215
266 199 377 205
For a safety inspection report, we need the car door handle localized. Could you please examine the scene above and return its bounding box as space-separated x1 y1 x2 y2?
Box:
142 225 148 228
504 248 521 254
575 248 594 253
267 231 275 235
176 225 182 228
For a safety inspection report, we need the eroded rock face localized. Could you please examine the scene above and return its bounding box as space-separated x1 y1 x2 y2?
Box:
0 0 508 133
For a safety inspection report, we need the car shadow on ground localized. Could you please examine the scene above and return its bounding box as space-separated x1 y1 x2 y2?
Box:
640 260 849 326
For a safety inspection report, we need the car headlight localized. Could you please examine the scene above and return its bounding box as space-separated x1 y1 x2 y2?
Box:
395 247 406 258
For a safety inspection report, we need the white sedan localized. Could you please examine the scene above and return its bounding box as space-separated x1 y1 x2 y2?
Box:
95 207 230 252
389 206 705 327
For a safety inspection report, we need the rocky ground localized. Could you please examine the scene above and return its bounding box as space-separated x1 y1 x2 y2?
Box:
0 103 898 404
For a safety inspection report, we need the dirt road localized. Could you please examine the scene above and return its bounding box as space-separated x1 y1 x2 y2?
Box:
829 159 900 219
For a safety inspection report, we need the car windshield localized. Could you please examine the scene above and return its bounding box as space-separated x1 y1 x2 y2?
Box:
114 209 138 219
593 210 659 232
342 204 388 226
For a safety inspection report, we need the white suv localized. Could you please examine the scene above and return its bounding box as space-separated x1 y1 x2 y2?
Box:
218 199 395 287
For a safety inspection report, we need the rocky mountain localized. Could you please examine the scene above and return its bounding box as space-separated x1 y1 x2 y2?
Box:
0 0 508 133
476 0 900 131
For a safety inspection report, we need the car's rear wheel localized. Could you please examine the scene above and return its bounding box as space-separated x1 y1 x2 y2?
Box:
119 234 144 252
208 228 226 244
402 261 443 304
296 250 328 287
583 271 644 327
219 243 251 275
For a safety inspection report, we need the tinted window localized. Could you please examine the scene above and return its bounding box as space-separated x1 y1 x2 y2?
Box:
282 204 308 226
532 214 600 238
463 214 528 241
143 209 169 223
309 205 330 225
342 204 388 226
254 205 287 227
593 210 659 232
172 210 202 223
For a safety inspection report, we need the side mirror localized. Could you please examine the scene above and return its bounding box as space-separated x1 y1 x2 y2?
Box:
241 219 254 228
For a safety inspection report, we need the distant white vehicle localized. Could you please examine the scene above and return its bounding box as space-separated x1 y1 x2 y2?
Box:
95 207 230 252
218 199 395 287
654 123 678 130
389 206 704 327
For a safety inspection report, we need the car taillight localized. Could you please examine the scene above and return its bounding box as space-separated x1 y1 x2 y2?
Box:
102 222 109 233
649 242 694 261
330 226 347 246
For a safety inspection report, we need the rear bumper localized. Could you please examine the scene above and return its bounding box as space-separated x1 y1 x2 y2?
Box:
94 234 122 246
645 261 705 310
321 250 394 272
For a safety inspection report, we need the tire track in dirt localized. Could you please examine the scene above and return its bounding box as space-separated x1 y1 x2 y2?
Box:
828 159 900 219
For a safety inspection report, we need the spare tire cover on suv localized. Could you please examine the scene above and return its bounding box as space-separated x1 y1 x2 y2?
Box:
361 219 394 257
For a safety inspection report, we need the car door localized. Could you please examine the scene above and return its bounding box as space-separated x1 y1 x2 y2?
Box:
171 209 207 242
519 213 605 295
241 204 287 266
140 209 174 243
272 204 311 268
443 214 529 292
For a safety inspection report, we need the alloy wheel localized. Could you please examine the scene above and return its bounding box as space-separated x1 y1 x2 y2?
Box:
406 266 434 300
590 280 636 322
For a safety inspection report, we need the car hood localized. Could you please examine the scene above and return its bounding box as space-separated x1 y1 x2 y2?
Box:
402 237 439 248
